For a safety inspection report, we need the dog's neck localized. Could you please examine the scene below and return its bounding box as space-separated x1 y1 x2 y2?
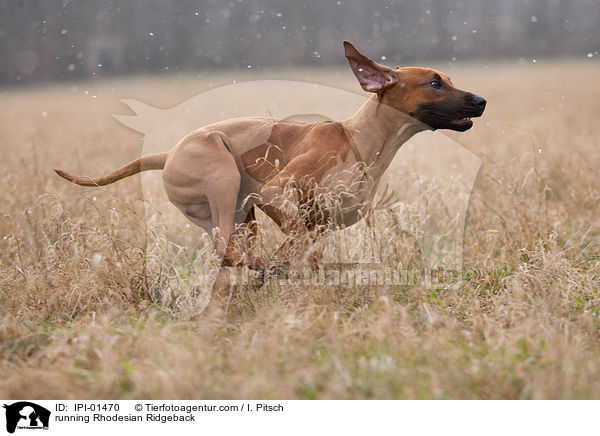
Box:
342 95 428 179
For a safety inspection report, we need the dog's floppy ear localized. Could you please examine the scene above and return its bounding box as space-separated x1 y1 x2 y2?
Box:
343 41 399 93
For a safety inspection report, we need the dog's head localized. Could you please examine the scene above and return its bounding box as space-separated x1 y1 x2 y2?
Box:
344 41 486 132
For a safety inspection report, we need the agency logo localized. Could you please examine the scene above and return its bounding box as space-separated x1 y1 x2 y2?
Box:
2 402 50 434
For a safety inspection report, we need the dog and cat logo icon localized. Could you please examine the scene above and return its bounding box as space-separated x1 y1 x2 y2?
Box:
2 402 50 433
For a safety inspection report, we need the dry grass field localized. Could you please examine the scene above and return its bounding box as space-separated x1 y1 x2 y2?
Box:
1 60 599 399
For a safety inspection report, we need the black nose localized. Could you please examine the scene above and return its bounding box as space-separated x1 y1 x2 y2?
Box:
473 95 486 108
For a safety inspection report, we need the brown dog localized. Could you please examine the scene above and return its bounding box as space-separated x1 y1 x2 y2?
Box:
56 41 486 268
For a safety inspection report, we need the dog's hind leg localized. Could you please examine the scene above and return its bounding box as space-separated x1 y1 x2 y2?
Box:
163 130 242 262
219 205 264 268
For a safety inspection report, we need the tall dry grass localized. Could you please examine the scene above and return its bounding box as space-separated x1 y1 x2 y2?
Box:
1 61 599 399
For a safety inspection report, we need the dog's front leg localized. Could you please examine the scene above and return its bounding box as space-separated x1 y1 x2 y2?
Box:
260 167 324 270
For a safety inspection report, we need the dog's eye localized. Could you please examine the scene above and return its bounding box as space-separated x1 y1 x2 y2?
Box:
430 80 441 89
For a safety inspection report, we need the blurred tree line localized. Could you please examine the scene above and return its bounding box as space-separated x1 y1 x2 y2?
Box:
1 0 599 85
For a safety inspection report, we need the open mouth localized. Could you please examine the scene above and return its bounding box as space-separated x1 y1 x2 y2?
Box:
449 116 473 131
411 104 484 132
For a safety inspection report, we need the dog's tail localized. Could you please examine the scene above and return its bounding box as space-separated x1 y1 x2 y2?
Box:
54 152 168 187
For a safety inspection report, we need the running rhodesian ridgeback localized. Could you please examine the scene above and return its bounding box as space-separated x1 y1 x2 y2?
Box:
56 41 486 269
